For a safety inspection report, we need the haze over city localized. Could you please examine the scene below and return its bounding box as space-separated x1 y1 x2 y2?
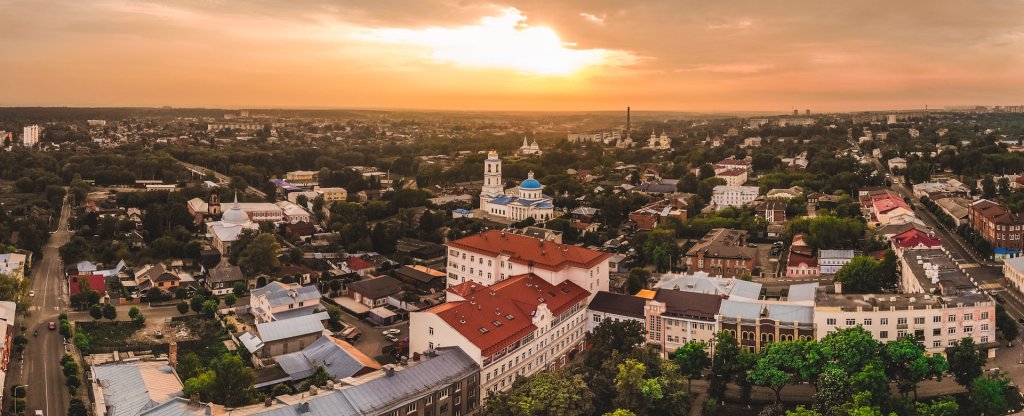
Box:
2 0 1023 111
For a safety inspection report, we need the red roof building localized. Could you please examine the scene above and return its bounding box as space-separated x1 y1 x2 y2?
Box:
70 274 107 297
891 229 942 251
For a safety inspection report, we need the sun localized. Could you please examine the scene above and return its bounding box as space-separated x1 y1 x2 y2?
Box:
360 8 632 76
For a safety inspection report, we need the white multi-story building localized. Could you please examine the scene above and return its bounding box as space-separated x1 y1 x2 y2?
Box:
249 281 323 323
22 125 39 147
409 274 589 399
1004 256 1024 295
445 230 611 296
317 187 348 202
818 249 854 275
479 151 555 222
711 185 759 208
715 168 748 187
814 292 996 355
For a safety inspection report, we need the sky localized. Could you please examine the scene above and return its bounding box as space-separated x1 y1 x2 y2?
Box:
1 0 1023 112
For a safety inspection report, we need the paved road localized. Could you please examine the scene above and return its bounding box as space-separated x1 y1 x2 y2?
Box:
175 159 268 199
13 197 71 416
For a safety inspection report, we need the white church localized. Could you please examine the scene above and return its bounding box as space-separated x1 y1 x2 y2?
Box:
647 131 671 150
479 151 555 222
519 137 542 156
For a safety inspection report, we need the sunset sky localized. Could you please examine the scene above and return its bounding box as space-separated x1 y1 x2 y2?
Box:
1 0 1022 112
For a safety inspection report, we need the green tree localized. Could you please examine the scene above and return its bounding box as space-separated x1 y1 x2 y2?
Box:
915 396 959 416
67 397 88 416
232 281 247 296
884 337 948 398
224 293 238 307
970 375 1010 416
176 301 189 315
749 340 819 404
604 410 637 416
102 303 117 320
482 371 595 416
709 331 740 399
128 306 140 320
625 268 651 295
833 257 884 293
74 332 91 354
190 294 206 313
304 366 330 390
817 326 883 376
813 366 851 416
89 304 102 320
642 228 678 272
995 305 1019 344
271 383 292 398
612 359 660 413
59 236 90 265
947 337 986 388
672 341 709 391
237 233 281 276
584 319 646 370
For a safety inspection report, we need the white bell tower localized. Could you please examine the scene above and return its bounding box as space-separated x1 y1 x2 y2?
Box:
482 150 503 196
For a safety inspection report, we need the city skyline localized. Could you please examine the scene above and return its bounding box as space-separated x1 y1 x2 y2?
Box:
1 0 1023 111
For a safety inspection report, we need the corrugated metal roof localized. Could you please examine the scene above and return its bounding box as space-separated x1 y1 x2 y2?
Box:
787 283 819 304
275 336 380 381
252 282 322 308
93 361 183 416
768 304 814 324
255 312 328 343
718 299 761 319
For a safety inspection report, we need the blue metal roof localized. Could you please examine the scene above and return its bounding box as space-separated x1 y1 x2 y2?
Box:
520 178 542 189
489 195 515 206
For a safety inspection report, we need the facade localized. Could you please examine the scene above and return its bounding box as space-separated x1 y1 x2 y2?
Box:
445 230 611 296
586 291 646 331
318 187 348 202
250 281 323 323
240 312 330 362
204 195 259 254
645 289 722 357
347 276 402 308
814 292 996 355
646 131 671 150
0 253 28 280
285 170 319 187
478 151 555 222
786 251 820 278
755 200 787 223
205 262 244 296
718 295 816 353
715 168 748 187
818 250 854 275
968 199 1024 258
684 228 756 279
628 197 689 230
1004 256 1024 295
0 301 14 398
22 125 39 147
409 274 589 400
711 185 759 208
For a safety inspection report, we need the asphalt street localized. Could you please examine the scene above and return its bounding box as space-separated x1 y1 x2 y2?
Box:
11 196 71 416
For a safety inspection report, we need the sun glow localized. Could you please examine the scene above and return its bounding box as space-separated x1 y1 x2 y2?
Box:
359 8 633 76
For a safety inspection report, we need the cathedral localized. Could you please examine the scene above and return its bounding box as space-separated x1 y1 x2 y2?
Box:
647 131 671 150
479 151 555 222
518 137 542 156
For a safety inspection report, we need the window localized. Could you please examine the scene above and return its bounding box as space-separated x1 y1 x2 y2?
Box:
933 341 941 348
914 317 925 325
827 318 836 325
897 330 907 338
933 328 941 336
880 331 889 339
982 324 990 331
406 403 418 413
948 315 956 322
429 327 434 335
846 318 855 326
965 313 973 321
982 336 989 343
880 318 888 325
440 388 450 400
933 315 941 323
897 317 907 325
982 312 989 319
864 318 872 325
965 325 973 333
948 327 956 334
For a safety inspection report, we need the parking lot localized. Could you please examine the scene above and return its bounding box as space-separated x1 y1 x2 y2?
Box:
335 308 409 364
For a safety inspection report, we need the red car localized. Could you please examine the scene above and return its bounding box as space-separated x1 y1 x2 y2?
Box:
48 322 56 330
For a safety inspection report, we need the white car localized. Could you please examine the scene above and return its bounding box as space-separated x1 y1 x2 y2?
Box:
27 291 35 297
382 329 401 336
384 334 399 343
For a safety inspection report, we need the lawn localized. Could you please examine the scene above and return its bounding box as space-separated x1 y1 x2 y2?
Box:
76 320 150 352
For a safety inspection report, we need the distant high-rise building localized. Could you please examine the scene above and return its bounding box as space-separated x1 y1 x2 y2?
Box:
805 109 810 116
793 109 798 116
22 125 39 147
240 110 249 118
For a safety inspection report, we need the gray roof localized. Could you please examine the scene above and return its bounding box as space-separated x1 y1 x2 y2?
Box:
93 362 183 416
256 312 328 343
818 249 855 259
587 292 646 319
243 347 478 416
239 332 264 353
718 299 762 319
207 263 244 284
347 276 402 300
269 305 321 321
655 272 762 300
787 283 819 303
275 336 379 381
140 398 210 416
252 282 322 308
768 304 814 324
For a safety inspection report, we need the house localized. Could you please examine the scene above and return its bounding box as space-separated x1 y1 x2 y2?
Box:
755 200 787 224
890 229 942 253
240 312 330 363
711 185 759 208
134 263 192 293
341 256 377 277
258 335 380 388
684 229 756 279
284 221 317 240
395 238 447 267
0 253 28 280
766 186 804 200
90 359 185 416
70 274 107 298
715 168 748 187
250 281 323 323
645 289 723 357
507 226 562 243
818 250 855 275
886 157 908 171
786 251 820 278
628 197 689 231
205 262 245 296
633 179 680 196
394 265 446 294
586 292 646 331
718 285 817 353
0 301 15 394
347 276 402 309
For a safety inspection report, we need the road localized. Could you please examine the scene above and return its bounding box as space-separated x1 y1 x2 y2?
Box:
174 159 267 199
12 196 72 416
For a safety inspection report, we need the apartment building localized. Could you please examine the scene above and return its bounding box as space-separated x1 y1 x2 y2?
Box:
409 274 589 399
445 230 611 297
969 199 1024 259
711 185 759 208
644 289 722 357
684 228 756 278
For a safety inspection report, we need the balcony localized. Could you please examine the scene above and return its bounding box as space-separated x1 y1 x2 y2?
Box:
896 324 909 330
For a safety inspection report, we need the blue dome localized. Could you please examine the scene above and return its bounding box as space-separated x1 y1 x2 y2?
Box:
520 178 542 190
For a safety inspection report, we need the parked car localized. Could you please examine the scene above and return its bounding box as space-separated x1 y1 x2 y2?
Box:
382 329 401 336
48 322 56 330
384 334 399 343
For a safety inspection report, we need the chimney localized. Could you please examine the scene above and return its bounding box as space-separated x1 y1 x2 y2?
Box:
413 352 421 362
169 342 178 368
400 356 409 366
384 365 395 377
264 397 273 407
297 401 310 413
626 106 632 139
189 393 200 407
309 386 319 396
426 348 437 357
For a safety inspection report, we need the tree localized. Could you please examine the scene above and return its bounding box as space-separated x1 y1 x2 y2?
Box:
884 337 948 398
232 281 247 296
970 374 1010 416
584 319 646 370
237 233 281 276
947 337 986 388
612 359 661 413
176 301 189 315
708 331 740 399
271 383 292 398
59 237 90 265
995 305 1019 344
68 397 88 416
817 326 883 376
813 366 851 416
915 396 959 416
642 229 678 272
89 304 102 320
224 293 238 307
74 332 91 354
672 341 709 391
128 306 140 320
482 371 595 416
625 269 651 295
102 303 117 320
190 294 206 313
604 410 637 416
833 256 884 293
749 340 819 404
304 366 331 390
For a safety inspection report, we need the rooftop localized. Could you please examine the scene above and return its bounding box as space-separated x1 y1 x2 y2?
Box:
253 312 329 344
815 291 992 312
347 276 402 299
587 292 646 319
251 281 322 308
901 248 975 295
685 228 754 260
91 360 184 416
448 230 611 272
652 289 723 321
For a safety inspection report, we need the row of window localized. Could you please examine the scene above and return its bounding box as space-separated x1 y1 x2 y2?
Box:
825 311 989 327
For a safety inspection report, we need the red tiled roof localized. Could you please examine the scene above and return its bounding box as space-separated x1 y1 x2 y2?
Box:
787 251 818 268
448 230 612 272
891 229 942 248
871 193 911 214
431 274 590 356
345 256 376 271
971 199 1023 225
70 274 106 296
717 168 746 177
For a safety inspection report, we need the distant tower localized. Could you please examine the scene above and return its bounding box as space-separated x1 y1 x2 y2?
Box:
626 106 632 140
482 151 503 196
209 192 222 215
806 109 810 116
793 109 798 116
